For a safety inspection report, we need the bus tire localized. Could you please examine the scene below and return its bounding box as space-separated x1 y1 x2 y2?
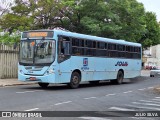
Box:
89 81 100 84
68 72 81 89
111 71 124 84
116 70 124 84
150 75 154 77
38 82 49 88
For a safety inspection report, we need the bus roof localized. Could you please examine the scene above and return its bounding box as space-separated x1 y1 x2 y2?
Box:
23 29 141 47
54 30 141 47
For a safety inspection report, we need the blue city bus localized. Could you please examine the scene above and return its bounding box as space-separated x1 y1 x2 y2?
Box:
18 29 142 88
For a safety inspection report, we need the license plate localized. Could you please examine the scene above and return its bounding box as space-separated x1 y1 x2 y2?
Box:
30 77 36 81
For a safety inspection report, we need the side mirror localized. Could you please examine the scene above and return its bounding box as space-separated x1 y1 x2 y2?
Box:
13 43 17 49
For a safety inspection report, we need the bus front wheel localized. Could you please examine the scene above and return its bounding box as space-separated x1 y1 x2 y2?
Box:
68 72 81 89
38 82 49 88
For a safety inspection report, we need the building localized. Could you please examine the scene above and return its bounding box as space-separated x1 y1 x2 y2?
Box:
143 44 160 69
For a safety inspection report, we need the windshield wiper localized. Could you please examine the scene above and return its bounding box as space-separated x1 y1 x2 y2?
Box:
35 37 46 61
36 37 45 47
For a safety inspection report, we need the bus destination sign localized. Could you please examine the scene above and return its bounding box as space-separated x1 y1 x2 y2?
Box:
22 31 54 38
29 32 47 37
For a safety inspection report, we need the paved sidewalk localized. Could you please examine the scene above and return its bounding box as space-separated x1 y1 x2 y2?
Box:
0 78 36 87
141 70 150 77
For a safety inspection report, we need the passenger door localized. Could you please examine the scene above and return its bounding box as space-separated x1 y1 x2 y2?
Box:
57 36 71 83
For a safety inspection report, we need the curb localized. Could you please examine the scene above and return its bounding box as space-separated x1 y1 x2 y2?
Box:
0 82 36 87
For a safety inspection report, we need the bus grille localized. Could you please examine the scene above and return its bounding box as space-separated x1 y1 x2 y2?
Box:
24 66 43 71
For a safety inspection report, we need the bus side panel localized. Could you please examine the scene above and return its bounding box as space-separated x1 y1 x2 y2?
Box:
86 58 94 81
57 57 141 83
93 58 114 80
70 56 87 81
124 70 141 78
124 59 141 78
105 58 119 80
57 59 72 83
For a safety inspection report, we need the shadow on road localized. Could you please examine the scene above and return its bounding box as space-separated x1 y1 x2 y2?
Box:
20 76 149 91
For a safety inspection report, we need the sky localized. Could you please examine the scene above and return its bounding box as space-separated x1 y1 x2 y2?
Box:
137 0 160 21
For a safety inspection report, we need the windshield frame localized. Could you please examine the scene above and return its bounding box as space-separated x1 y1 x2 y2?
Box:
19 39 56 66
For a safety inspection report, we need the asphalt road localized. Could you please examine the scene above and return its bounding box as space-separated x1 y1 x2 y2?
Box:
0 76 160 120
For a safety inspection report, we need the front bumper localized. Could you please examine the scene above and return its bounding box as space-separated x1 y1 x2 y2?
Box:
18 72 56 83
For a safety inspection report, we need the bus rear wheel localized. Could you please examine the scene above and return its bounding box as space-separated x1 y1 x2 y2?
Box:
38 82 49 88
68 72 81 89
111 71 124 84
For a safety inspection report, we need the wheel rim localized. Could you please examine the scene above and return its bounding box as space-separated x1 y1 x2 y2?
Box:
72 76 79 85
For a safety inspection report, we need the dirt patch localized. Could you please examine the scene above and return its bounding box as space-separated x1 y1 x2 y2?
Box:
153 86 160 94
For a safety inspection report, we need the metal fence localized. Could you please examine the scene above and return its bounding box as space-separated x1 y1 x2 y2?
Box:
0 44 19 79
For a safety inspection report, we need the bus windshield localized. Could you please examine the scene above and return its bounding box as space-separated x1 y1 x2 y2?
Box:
19 40 55 65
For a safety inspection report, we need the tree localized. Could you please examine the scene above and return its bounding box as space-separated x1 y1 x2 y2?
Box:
60 0 122 37
60 0 147 42
0 33 20 44
0 13 33 34
0 0 34 33
0 0 13 16
30 0 63 29
0 0 159 48
107 0 146 42
0 0 62 32
139 12 160 48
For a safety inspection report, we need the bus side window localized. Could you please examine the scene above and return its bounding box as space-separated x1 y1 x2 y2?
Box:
58 36 71 63
63 41 70 55
58 37 71 55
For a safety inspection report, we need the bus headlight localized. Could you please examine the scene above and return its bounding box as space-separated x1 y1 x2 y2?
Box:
19 70 24 74
47 69 54 74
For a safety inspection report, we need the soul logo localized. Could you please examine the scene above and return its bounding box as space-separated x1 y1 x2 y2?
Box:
115 61 128 66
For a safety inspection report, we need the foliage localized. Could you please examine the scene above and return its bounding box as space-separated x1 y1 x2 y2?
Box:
139 12 160 48
0 13 32 33
109 0 147 42
61 0 160 48
0 0 160 48
0 33 20 45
